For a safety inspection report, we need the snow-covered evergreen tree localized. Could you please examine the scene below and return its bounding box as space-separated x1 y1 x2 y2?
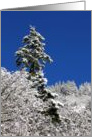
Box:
15 26 61 123
15 26 52 91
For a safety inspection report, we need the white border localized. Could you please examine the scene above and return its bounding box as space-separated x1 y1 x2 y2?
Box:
0 0 92 10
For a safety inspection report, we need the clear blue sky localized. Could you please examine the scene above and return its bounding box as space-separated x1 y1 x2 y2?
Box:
1 11 91 86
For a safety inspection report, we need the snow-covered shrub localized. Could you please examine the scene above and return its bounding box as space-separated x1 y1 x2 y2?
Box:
49 81 78 95
1 68 91 136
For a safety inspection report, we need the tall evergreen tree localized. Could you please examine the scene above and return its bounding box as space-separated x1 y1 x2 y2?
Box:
15 26 52 91
15 26 61 123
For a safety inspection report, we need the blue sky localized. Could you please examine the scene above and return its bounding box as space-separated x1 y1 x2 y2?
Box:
1 11 91 86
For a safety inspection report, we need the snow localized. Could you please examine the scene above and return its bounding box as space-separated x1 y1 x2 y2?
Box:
1 68 91 136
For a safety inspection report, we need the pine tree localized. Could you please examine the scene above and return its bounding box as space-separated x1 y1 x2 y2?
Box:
15 26 61 123
15 26 52 90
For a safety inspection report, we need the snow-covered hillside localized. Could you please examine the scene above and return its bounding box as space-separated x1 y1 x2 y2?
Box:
1 68 91 136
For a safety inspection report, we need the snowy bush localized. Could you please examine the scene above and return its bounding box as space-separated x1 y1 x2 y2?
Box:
1 68 91 136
